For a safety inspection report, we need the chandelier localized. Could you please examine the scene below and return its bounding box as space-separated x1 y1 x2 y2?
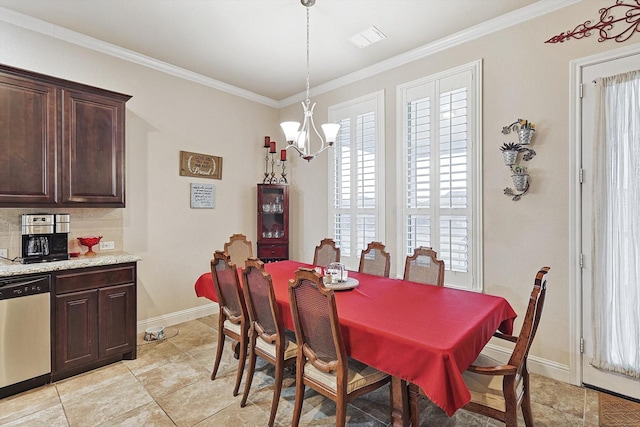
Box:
281 0 340 162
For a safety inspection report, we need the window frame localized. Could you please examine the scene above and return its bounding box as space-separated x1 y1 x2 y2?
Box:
328 90 386 271
396 60 483 291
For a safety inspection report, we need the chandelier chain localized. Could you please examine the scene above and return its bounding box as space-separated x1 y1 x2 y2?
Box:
305 5 311 106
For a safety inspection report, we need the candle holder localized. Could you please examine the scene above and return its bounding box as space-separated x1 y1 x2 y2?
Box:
269 153 277 183
279 160 288 184
263 147 271 183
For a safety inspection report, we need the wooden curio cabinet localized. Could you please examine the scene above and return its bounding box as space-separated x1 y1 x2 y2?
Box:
257 184 289 262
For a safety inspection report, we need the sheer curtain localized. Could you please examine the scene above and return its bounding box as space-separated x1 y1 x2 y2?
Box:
591 70 640 378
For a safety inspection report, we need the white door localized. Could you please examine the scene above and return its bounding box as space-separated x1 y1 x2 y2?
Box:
581 53 640 400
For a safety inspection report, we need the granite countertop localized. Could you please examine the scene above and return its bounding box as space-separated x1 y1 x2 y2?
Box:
0 252 142 277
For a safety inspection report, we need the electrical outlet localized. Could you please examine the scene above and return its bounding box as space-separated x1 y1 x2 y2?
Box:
99 241 115 251
0 248 7 258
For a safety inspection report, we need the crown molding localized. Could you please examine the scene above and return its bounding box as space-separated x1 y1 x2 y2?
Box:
279 0 582 107
0 6 279 108
1 0 580 109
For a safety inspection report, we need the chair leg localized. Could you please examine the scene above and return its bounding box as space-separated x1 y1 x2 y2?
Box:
211 322 226 380
335 399 347 427
268 360 285 427
504 396 518 427
521 371 534 426
291 360 305 427
232 334 248 396
240 336 257 407
408 383 421 427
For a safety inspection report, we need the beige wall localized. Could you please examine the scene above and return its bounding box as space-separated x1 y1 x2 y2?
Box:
280 0 633 375
0 0 636 381
0 21 280 322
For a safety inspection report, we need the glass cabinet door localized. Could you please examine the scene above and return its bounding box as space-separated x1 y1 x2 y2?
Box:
257 184 289 261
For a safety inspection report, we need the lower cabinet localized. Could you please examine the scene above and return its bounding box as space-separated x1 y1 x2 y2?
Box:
52 263 137 381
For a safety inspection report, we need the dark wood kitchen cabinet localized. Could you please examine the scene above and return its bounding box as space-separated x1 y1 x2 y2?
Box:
257 184 289 261
52 263 137 381
0 63 131 208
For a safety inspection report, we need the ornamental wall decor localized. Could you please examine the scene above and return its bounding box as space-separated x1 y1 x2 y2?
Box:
501 119 537 201
545 0 640 44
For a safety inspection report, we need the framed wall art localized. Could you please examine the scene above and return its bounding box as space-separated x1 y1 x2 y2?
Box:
190 183 215 209
180 150 222 180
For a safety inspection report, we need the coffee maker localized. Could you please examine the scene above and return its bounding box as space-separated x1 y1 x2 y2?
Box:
21 213 70 263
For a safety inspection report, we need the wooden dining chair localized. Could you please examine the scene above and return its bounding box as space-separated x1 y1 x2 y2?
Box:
210 250 249 396
240 258 297 427
358 241 391 277
409 266 550 427
288 267 390 427
224 233 253 266
403 246 445 286
312 238 340 267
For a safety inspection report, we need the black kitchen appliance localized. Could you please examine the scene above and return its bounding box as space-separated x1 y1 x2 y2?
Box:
21 213 70 263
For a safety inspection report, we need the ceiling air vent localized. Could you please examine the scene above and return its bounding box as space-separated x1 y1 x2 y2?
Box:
349 26 387 48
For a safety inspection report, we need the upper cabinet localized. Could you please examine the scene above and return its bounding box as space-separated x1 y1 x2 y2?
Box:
0 64 131 208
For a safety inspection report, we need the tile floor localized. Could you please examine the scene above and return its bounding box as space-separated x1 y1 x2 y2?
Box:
0 314 606 426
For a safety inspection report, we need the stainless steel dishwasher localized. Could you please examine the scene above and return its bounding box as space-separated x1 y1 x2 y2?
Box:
0 274 51 398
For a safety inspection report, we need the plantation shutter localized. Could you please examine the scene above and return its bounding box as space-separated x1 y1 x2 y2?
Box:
401 67 477 289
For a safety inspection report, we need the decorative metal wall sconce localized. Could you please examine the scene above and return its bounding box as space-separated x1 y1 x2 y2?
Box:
500 119 536 201
545 1 640 44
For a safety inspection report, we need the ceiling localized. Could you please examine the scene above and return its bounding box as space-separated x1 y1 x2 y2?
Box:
0 0 574 104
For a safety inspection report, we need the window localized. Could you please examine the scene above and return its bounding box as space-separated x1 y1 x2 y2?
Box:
329 91 385 270
397 61 482 290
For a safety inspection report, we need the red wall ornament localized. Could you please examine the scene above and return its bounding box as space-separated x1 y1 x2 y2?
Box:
545 0 640 44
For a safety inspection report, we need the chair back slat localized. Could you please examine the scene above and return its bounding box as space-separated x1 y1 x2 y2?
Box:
211 251 245 322
509 267 550 372
359 241 391 277
289 269 344 372
403 247 445 286
224 233 253 266
243 259 279 342
313 238 340 267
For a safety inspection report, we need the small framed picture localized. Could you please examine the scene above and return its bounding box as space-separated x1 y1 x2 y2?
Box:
190 183 215 209
180 151 222 180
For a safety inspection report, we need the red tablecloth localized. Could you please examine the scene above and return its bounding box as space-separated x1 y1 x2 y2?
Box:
194 260 516 417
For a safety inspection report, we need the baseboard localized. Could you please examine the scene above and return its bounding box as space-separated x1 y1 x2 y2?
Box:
136 303 219 334
483 343 571 383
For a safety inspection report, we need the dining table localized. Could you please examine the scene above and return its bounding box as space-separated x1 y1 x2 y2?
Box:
194 260 517 426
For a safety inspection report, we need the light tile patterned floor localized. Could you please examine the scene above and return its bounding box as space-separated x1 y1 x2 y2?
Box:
0 314 616 426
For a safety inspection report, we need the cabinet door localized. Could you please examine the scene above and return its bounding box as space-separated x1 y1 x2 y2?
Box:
54 290 99 372
61 89 126 206
0 74 57 205
98 283 136 358
257 184 289 261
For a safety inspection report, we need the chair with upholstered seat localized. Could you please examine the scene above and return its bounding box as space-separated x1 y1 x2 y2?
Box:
409 266 550 427
210 250 249 396
224 233 253 266
403 246 445 286
312 238 340 267
358 241 391 277
240 258 297 427
288 267 390 427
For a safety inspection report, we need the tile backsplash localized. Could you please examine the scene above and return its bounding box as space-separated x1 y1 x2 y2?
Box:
0 208 123 260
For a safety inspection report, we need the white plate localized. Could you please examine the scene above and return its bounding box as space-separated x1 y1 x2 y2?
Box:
324 277 359 291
